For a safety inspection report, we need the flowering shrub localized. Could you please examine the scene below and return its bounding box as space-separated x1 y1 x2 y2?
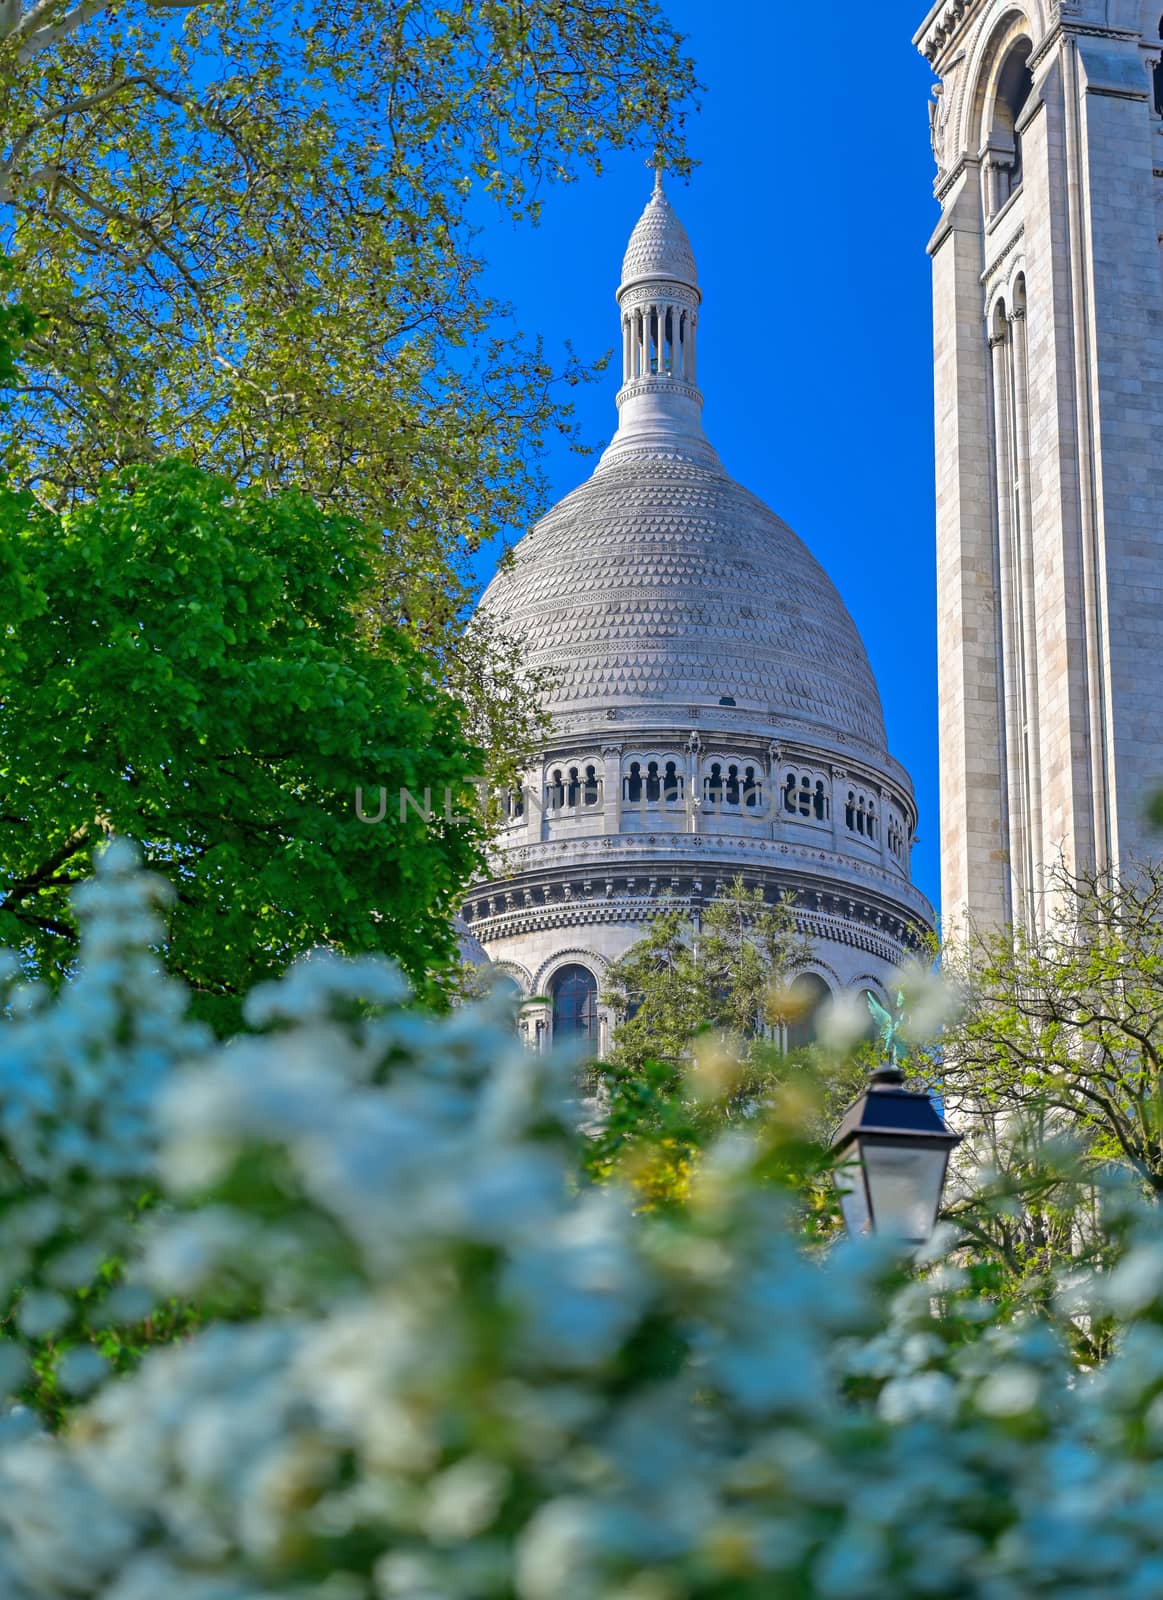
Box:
0 842 209 1413
5 848 1163 1596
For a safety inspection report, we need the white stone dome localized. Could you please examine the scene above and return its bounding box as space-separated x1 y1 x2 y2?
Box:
479 446 888 751
464 175 931 1046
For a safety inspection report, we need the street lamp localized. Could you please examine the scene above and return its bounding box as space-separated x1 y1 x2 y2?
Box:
831 1065 961 1244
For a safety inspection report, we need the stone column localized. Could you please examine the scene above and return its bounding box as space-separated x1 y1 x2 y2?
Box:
768 742 782 841
991 325 1028 927
1009 303 1045 927
602 745 622 837
687 732 702 835
527 762 544 845
831 767 846 855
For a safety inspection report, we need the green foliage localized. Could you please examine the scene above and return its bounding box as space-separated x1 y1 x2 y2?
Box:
592 879 866 1205
1 0 696 644
944 861 1163 1192
937 860 1163 1340
605 877 812 1078
0 461 487 1027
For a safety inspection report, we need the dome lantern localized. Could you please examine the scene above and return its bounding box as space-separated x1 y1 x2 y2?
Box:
607 169 711 465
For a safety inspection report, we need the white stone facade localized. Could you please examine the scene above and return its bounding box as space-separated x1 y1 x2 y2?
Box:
916 0 1163 935
464 177 933 1050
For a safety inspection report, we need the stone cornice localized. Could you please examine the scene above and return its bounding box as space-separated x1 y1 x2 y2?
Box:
1029 17 1141 72
468 892 919 968
614 377 702 407
473 832 934 927
914 0 973 65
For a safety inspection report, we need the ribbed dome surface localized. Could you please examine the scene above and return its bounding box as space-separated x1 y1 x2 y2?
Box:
480 449 888 751
621 182 699 289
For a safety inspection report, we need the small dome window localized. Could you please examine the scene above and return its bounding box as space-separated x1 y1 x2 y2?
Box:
719 695 736 707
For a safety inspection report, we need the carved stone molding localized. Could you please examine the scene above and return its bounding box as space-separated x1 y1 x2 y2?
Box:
916 0 973 65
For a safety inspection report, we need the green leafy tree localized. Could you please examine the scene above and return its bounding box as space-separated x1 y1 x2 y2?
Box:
1 0 696 649
931 860 1163 1342
942 860 1163 1194
592 879 845 1201
0 460 487 1028
606 878 812 1077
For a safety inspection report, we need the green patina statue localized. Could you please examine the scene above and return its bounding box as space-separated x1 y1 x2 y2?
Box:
867 989 907 1068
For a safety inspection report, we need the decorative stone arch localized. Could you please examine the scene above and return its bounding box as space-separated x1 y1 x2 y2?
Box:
778 761 833 826
794 955 843 992
781 964 837 1053
491 959 532 996
962 5 1036 161
532 947 610 998
851 973 889 1002
543 754 603 812
535 949 611 1057
621 749 685 805
986 250 1027 328
700 751 766 812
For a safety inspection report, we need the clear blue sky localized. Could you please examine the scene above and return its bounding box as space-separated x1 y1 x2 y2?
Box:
471 3 943 910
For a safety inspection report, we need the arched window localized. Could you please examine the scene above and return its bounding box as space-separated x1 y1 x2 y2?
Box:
814 779 828 822
1155 18 1163 119
888 815 905 859
846 790 857 831
704 762 724 806
646 760 661 803
548 769 565 810
551 964 599 1043
724 764 741 807
784 774 798 814
985 42 1033 213
583 764 600 807
566 767 581 808
663 760 683 803
625 761 643 804
785 973 832 1053
743 765 762 809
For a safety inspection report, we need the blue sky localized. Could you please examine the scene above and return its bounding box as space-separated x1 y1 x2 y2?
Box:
470 3 943 910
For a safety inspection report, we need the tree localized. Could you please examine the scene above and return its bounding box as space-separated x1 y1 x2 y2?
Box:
0 459 487 1028
1 0 696 648
592 880 846 1200
942 860 1163 1195
928 860 1163 1349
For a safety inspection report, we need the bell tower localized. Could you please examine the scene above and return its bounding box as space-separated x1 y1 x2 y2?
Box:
915 1 1163 935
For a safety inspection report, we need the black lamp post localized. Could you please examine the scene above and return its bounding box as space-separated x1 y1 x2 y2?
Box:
831 1065 961 1244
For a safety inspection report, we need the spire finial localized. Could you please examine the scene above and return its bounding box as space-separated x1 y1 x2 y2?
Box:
652 163 665 199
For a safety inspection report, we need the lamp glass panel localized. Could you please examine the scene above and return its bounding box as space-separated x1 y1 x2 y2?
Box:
833 1155 871 1237
862 1139 949 1243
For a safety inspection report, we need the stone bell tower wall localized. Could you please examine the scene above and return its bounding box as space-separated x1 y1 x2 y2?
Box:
917 0 1163 935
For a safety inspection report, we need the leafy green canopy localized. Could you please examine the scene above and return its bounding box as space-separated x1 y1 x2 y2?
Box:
0 460 487 1028
604 878 812 1081
1 0 696 637
928 861 1163 1354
